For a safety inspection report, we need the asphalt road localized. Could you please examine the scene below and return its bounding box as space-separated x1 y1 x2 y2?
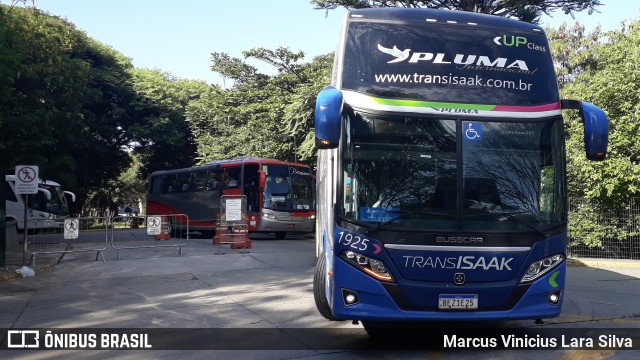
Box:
0 231 639 359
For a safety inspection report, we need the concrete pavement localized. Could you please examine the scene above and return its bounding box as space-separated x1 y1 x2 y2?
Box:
1 232 640 359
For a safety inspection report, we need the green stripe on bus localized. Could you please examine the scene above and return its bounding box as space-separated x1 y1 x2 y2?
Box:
372 97 496 111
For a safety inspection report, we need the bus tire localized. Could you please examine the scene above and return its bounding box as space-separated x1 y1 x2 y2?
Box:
274 231 286 240
313 254 340 321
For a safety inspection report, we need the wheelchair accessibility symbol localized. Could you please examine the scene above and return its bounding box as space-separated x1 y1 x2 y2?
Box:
464 122 482 141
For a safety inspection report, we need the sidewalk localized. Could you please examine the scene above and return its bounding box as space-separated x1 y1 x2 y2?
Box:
0 242 66 282
567 257 640 268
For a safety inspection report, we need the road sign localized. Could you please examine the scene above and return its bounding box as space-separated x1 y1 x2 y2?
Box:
64 219 80 240
147 217 162 235
15 165 39 194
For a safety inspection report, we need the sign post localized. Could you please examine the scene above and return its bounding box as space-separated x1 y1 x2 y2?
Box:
15 165 39 265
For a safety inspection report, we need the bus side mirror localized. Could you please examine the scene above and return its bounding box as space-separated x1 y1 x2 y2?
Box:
562 100 609 161
64 190 76 203
259 171 266 189
38 188 52 201
315 86 343 149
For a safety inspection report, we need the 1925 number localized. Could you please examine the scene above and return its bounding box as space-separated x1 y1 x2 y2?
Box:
338 231 369 251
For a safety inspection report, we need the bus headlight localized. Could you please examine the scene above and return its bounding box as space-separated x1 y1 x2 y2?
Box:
339 251 394 283
307 214 316 220
262 212 276 219
520 254 564 283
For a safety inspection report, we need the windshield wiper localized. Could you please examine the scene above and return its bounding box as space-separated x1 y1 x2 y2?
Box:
465 212 547 237
365 210 455 236
336 214 372 228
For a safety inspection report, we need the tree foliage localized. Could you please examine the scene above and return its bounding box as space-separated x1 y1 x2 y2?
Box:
310 0 603 23
542 20 640 249
187 47 332 166
0 6 203 215
562 20 640 208
5 0 639 249
547 21 602 87
127 69 208 178
0 7 133 203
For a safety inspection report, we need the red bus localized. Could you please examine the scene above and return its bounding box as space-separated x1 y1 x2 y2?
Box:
146 158 315 239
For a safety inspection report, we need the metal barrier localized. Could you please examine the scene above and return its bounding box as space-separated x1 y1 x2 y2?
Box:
568 197 640 260
24 217 108 266
178 217 216 239
111 214 189 260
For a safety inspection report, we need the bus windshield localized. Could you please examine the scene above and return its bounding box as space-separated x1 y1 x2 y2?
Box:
31 183 71 216
341 112 565 235
263 164 314 212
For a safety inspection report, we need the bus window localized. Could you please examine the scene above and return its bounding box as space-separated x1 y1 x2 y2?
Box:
149 176 162 195
224 167 241 189
191 171 206 192
176 172 190 192
291 173 313 210
162 174 177 193
206 170 222 191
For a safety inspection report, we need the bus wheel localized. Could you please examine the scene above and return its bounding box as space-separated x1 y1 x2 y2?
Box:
274 231 286 240
313 254 340 321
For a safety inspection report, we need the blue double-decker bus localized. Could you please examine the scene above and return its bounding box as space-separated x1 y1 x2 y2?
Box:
312 8 608 333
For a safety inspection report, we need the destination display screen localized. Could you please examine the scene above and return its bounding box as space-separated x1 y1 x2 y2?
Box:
341 20 559 106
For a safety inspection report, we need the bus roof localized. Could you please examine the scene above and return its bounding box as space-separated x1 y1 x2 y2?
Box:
148 158 311 177
348 8 544 33
205 157 310 168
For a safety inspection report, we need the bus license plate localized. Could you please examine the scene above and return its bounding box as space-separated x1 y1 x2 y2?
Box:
438 294 478 310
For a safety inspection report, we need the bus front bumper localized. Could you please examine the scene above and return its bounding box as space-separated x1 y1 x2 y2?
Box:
329 258 565 322
256 215 314 233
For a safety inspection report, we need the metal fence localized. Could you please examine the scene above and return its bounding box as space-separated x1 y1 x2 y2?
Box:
111 214 189 260
22 215 192 264
24 217 109 265
568 198 640 260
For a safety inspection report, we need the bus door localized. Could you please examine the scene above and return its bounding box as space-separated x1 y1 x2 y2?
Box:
242 163 260 212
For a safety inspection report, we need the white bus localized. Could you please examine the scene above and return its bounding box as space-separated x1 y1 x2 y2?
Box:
5 175 76 231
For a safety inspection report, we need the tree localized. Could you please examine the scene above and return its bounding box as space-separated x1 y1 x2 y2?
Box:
189 47 332 167
559 21 640 249
127 69 208 178
562 20 640 208
547 21 602 87
0 6 198 215
283 53 334 162
310 0 603 23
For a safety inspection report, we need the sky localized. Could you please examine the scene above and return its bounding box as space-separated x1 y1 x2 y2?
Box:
27 1 639 87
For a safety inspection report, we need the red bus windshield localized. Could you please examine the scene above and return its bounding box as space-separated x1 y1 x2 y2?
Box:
262 164 314 212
